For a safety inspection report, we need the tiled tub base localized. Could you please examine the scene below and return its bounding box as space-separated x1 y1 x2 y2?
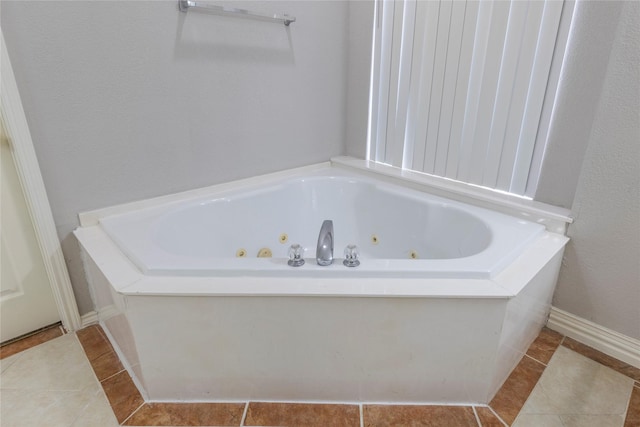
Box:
73 325 640 427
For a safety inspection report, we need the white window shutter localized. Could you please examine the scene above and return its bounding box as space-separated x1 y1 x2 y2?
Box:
369 0 567 197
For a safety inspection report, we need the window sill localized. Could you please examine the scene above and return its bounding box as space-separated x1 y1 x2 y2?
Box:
331 156 573 234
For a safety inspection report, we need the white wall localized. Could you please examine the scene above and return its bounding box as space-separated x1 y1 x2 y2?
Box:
345 0 374 158
551 0 640 339
534 0 625 208
1 1 349 314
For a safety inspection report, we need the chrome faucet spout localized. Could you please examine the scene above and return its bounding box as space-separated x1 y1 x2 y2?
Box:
316 220 334 266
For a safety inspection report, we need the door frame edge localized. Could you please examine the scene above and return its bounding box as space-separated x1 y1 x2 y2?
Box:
1 29 82 332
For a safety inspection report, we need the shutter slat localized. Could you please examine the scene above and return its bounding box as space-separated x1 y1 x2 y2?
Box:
369 0 566 197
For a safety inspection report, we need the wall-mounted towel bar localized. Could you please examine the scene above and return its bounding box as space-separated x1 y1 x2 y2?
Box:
178 0 296 26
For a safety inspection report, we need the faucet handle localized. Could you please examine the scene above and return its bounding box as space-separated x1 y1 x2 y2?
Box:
288 244 305 267
343 244 360 267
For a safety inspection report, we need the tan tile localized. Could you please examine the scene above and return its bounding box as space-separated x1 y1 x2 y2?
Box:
562 337 640 382
0 324 63 359
71 389 120 427
531 346 634 415
91 349 124 381
76 325 112 362
101 370 145 423
124 402 245 426
518 382 562 414
363 405 478 427
0 388 96 427
625 384 640 427
561 414 625 427
474 406 505 426
245 402 360 427
512 413 564 427
0 334 99 392
0 352 22 373
525 327 564 365
489 355 546 425
76 325 125 381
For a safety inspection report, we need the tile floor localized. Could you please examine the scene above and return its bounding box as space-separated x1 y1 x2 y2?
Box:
1 324 638 426
0 328 119 426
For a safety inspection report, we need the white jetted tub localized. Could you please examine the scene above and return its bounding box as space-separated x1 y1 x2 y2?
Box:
75 158 569 404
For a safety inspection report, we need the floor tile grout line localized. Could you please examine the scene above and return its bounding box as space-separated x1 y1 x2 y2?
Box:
504 344 555 426
98 367 127 384
486 405 509 427
622 394 631 426
119 401 145 426
524 353 549 367
560 337 640 382
0 351 25 369
623 383 640 426
488 349 551 427
471 406 481 426
67 389 100 427
75 332 127 385
240 401 249 426
525 352 555 367
520 330 565 368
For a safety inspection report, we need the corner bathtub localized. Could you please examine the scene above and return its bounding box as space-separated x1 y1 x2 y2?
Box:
75 160 569 404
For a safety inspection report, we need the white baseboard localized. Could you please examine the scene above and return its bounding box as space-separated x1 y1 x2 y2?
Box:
80 311 99 328
547 307 640 369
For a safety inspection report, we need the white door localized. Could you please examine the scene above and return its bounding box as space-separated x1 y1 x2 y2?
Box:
1 119 60 342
